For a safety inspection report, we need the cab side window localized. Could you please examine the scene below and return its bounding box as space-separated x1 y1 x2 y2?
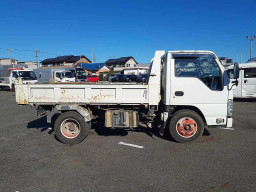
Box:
12 71 18 78
56 72 61 78
175 55 222 90
244 68 256 78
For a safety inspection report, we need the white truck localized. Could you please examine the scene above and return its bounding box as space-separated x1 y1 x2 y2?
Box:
227 62 256 98
15 50 239 144
0 65 38 91
33 68 76 83
68 68 87 82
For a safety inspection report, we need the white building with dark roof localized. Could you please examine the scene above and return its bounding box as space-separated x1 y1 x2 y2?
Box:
105 56 138 71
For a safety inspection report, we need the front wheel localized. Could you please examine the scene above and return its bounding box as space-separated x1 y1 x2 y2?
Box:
10 84 15 92
55 111 91 144
169 109 204 143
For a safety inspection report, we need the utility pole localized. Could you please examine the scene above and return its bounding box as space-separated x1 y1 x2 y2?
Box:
6 48 13 66
91 49 96 63
246 35 256 59
6 48 12 60
240 51 243 64
36 49 40 69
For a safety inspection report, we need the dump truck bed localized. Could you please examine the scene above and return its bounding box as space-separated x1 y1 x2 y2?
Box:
15 51 164 106
15 82 152 105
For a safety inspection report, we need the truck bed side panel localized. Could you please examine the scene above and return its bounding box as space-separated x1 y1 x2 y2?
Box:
16 84 149 105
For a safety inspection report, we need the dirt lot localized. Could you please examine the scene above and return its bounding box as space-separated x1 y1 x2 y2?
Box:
0 91 255 192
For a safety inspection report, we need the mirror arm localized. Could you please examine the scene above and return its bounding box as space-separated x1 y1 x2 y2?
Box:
235 79 238 86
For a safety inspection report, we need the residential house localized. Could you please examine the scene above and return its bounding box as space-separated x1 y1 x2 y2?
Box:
123 64 150 75
18 61 37 70
41 55 91 68
105 56 138 72
0 58 18 65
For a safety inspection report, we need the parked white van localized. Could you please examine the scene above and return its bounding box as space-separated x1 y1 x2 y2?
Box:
227 62 256 98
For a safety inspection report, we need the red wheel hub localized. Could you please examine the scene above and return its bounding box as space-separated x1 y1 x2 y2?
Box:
60 119 80 139
176 117 197 138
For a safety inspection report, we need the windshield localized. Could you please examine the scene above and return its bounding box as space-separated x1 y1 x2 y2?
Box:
64 72 74 78
18 71 37 80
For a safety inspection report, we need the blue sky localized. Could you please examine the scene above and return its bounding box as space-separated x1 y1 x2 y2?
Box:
0 0 255 64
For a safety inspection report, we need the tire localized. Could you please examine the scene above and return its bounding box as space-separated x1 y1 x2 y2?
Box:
54 111 91 144
10 84 15 92
169 109 204 143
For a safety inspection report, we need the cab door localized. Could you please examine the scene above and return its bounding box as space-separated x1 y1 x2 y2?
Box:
168 53 228 126
242 68 256 97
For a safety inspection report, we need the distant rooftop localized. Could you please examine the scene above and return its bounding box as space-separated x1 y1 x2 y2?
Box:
41 55 91 64
105 56 137 65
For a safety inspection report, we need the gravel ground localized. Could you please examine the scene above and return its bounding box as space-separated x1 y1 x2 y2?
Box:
0 90 255 192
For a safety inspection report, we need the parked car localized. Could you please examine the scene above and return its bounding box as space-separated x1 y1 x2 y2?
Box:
108 73 119 82
120 74 138 82
136 74 148 82
87 75 99 82
111 74 125 82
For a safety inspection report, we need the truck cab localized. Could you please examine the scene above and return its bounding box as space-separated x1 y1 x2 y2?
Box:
54 70 75 82
12 70 38 83
160 51 233 127
74 68 87 82
0 67 37 91
226 63 256 98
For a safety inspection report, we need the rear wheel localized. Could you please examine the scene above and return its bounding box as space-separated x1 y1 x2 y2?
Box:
55 111 91 144
169 109 204 143
10 84 15 92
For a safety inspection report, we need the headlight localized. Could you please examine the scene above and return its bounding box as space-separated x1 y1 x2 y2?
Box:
227 99 233 117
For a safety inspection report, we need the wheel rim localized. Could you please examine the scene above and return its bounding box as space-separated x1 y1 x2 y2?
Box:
176 117 197 138
60 118 81 138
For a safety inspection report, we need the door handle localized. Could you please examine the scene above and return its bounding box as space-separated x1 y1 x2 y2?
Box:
244 80 248 83
175 91 184 96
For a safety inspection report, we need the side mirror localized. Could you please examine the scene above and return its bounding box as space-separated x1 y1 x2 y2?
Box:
234 62 240 79
233 62 239 86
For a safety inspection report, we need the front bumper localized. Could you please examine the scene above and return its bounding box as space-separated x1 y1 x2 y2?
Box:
226 117 233 128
